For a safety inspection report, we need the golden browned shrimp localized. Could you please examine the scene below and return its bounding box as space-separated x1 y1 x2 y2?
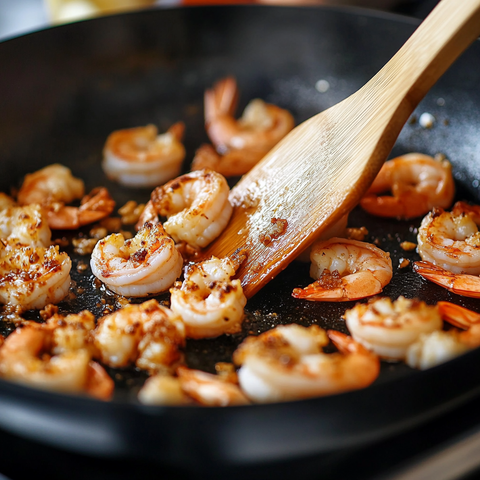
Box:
233 324 380 403
292 237 392 301
92 299 185 373
344 296 443 361
17 164 115 230
0 204 51 247
0 243 71 310
414 203 480 298
170 256 247 339
90 222 183 297
360 153 455 219
0 323 113 400
201 76 294 176
138 169 232 250
102 123 186 187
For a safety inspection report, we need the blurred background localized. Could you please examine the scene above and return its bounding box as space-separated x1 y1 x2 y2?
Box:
0 0 440 42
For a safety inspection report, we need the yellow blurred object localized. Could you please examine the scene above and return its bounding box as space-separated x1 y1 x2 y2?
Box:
45 0 157 23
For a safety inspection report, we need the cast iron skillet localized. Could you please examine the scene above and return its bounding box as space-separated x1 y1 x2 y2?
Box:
0 4 480 472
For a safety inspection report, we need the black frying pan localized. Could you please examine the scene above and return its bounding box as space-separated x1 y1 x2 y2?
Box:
1 4 480 473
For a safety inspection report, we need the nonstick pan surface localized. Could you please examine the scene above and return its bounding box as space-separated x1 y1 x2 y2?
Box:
1 4 480 470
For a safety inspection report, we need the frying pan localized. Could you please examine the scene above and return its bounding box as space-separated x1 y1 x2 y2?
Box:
1 4 480 473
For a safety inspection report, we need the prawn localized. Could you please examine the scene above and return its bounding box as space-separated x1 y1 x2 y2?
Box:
137 169 232 250
90 221 183 297
292 237 392 301
92 299 185 372
0 324 113 400
102 123 186 188
360 153 455 219
45 187 115 230
414 203 480 297
202 76 294 176
176 366 250 407
0 243 71 310
17 164 115 230
405 301 480 369
233 324 380 403
0 204 51 247
169 256 247 339
344 296 443 361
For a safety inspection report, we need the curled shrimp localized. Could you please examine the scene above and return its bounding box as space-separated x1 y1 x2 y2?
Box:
137 169 232 250
360 153 455 219
17 164 115 230
344 296 443 361
292 237 392 302
414 203 480 297
0 243 71 310
0 204 51 247
176 366 250 407
102 123 186 188
405 301 480 370
417 205 480 275
93 299 185 372
233 324 380 403
0 324 113 400
202 76 294 176
90 221 183 297
170 256 247 339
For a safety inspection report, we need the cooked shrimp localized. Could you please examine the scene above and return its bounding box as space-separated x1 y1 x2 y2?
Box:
138 374 190 406
344 296 443 360
46 310 96 355
17 163 85 206
292 237 392 301
17 164 114 230
415 204 480 297
0 243 71 310
170 256 247 339
177 366 250 406
0 324 113 399
102 123 186 188
90 221 183 297
203 76 294 175
0 204 51 247
417 206 480 275
45 187 115 230
93 299 185 372
233 324 380 403
141 169 232 250
406 301 480 369
360 153 455 219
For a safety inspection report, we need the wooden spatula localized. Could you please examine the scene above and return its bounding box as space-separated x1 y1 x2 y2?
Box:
202 0 480 298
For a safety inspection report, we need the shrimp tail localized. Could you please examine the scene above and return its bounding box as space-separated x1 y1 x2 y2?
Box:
414 261 480 298
438 301 480 329
47 187 115 230
85 361 114 400
205 76 239 124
